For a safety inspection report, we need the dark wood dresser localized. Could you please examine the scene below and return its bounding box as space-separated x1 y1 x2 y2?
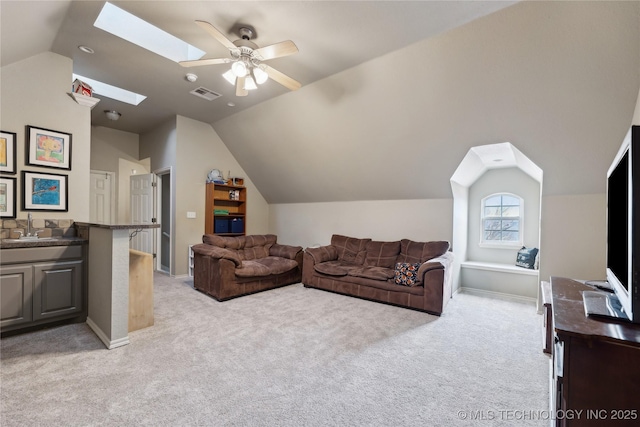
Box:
549 277 640 426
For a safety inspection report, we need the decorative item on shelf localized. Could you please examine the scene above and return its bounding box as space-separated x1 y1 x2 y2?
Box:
72 78 93 97
232 177 244 186
228 190 241 200
206 169 226 184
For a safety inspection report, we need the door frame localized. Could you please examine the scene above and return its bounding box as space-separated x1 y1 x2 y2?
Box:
154 167 173 275
89 170 116 224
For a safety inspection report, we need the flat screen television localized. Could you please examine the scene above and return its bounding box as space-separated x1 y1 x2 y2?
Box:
605 125 640 323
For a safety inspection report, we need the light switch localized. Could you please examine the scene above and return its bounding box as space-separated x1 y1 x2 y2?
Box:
187 211 196 218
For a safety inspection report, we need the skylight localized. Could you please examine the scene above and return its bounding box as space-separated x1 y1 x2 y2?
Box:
94 2 206 63
73 74 147 106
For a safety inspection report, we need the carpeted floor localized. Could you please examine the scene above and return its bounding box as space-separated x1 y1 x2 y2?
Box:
1 273 549 426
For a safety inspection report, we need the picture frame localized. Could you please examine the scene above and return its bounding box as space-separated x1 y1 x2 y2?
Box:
0 176 17 218
0 130 17 174
26 125 72 170
22 171 68 212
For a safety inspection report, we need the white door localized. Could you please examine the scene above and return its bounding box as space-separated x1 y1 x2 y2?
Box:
130 173 154 254
90 171 113 224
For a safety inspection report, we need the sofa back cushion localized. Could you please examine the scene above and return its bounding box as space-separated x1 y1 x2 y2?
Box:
202 234 277 260
203 234 245 249
395 239 450 264
242 234 277 260
364 240 401 268
331 234 371 265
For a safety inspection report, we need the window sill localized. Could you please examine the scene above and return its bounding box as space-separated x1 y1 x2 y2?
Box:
460 261 539 276
478 242 523 249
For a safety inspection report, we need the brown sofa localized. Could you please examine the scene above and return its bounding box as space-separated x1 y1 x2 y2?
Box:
302 234 454 315
192 234 303 301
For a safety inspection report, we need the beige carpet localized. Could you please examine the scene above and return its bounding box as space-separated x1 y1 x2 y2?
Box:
1 273 549 426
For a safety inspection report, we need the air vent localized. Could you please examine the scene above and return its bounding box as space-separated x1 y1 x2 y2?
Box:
190 86 222 101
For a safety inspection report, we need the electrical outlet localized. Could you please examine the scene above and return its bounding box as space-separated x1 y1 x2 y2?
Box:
187 211 196 219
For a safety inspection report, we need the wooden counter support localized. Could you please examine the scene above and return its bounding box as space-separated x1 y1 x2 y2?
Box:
129 249 154 332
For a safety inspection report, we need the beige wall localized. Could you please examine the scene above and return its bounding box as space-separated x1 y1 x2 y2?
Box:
539 194 606 283
173 116 269 276
269 199 453 249
1 52 91 221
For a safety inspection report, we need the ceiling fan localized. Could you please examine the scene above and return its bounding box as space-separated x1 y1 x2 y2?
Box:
179 21 301 96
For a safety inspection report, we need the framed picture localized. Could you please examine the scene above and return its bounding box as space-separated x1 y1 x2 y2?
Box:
26 125 72 170
0 130 17 174
22 171 68 211
0 176 17 218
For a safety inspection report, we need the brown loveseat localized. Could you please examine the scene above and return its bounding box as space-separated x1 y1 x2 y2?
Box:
302 234 454 315
192 234 303 301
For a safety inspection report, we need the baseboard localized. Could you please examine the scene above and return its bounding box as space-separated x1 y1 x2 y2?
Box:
86 317 130 350
457 286 537 306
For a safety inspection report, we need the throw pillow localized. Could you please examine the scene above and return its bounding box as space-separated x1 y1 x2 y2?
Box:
394 262 422 287
516 246 539 269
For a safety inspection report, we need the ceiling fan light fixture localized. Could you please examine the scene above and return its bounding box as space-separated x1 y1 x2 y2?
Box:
252 67 268 85
222 69 236 85
244 76 258 91
231 61 247 77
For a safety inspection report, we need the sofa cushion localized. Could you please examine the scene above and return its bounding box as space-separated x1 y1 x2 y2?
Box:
313 260 354 276
235 260 271 277
394 262 422 287
364 240 401 268
349 266 395 281
396 239 450 264
270 243 303 260
253 256 299 275
331 235 371 265
242 234 277 260
203 234 245 249
305 246 338 264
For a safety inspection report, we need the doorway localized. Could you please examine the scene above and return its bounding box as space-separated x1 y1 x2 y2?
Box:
156 169 172 274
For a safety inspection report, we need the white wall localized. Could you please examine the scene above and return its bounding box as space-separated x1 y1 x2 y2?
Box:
269 199 452 249
1 52 91 221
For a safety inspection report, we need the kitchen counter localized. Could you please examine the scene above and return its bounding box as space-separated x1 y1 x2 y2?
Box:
0 237 87 249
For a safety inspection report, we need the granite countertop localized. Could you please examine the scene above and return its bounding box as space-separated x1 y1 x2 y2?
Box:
74 222 160 230
0 237 87 249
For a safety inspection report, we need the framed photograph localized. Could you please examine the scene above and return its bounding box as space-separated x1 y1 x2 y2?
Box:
0 177 17 218
0 130 17 174
26 125 72 170
22 171 68 211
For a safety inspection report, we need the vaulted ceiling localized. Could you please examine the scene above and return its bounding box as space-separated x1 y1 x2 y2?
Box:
2 1 639 203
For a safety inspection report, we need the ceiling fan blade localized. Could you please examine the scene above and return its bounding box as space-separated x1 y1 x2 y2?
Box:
254 40 298 61
195 20 237 51
236 75 248 96
263 65 301 91
179 58 230 68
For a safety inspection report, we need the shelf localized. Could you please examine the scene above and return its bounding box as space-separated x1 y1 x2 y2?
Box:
68 92 101 109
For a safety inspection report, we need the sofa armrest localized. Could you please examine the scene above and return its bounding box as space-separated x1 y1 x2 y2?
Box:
419 251 454 315
305 245 338 264
192 243 242 267
270 243 303 260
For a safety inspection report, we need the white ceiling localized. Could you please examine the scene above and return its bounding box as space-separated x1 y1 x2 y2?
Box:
0 0 516 134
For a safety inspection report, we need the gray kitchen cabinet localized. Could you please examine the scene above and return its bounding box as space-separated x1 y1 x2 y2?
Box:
1 244 87 334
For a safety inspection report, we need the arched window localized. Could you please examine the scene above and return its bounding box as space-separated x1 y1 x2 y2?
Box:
481 193 523 246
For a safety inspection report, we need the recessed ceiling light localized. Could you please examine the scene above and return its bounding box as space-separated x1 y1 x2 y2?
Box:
493 158 504 162
78 45 94 54
185 73 198 83
227 102 235 107
94 2 205 63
